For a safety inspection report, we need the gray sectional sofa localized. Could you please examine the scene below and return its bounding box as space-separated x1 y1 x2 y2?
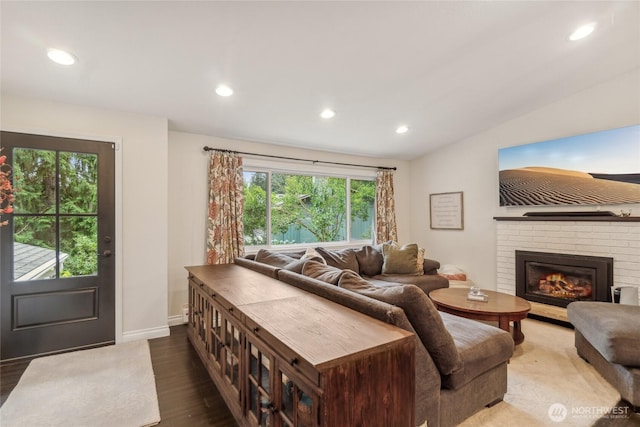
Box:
568 301 640 411
235 245 515 427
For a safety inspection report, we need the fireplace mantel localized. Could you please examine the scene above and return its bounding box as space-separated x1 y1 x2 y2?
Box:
494 216 640 222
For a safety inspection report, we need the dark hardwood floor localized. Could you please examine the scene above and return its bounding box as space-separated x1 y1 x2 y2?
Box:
1 325 238 427
149 325 238 426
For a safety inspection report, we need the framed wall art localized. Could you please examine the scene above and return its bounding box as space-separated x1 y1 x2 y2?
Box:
430 191 464 230
498 124 640 206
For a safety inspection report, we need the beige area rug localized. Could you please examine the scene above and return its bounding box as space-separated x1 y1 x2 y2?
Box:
0 340 160 427
460 318 639 427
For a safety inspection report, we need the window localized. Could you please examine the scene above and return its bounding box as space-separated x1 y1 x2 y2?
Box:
243 169 375 249
12 148 99 280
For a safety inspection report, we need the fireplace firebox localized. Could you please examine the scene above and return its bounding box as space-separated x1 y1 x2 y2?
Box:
515 251 613 308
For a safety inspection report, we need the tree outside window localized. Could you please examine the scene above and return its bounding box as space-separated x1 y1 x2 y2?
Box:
242 171 375 247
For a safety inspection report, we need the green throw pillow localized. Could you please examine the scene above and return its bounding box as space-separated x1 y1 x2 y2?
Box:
381 243 422 275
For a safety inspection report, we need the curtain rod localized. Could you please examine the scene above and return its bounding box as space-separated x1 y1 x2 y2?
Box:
203 146 396 171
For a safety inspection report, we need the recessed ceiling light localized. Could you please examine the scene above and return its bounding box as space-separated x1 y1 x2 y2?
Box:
569 22 596 41
396 125 409 134
215 85 234 97
320 109 335 119
47 48 76 65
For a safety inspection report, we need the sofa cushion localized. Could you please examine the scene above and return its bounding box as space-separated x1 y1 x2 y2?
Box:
254 249 297 268
302 261 348 285
381 243 423 276
439 312 514 390
315 247 359 272
354 245 384 276
568 301 640 367
338 271 462 375
369 274 449 296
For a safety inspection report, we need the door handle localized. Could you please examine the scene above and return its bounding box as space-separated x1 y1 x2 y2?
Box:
99 250 112 258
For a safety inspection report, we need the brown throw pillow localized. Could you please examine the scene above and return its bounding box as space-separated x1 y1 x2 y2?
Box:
315 247 359 272
282 258 309 274
301 261 347 285
337 270 372 291
254 249 297 268
381 243 423 275
354 245 384 276
339 275 462 375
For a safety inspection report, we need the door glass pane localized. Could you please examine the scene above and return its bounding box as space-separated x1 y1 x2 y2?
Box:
281 373 294 420
249 382 258 416
297 390 314 427
59 152 98 214
12 148 56 214
250 343 259 378
261 353 270 392
13 216 57 281
60 216 97 277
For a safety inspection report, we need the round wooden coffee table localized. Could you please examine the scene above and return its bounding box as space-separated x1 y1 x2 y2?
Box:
429 288 532 345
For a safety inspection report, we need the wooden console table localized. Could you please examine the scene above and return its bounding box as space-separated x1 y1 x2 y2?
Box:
430 288 531 345
186 264 415 427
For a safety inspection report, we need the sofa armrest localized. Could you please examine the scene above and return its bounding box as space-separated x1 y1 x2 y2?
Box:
234 256 280 279
423 258 440 275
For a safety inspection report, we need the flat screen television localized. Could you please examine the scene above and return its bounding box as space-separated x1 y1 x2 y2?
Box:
498 124 640 207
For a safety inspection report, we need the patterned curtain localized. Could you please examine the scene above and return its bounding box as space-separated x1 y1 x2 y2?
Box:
375 169 398 244
206 151 244 264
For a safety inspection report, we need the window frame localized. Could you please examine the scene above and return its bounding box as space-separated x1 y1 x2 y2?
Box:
242 158 376 253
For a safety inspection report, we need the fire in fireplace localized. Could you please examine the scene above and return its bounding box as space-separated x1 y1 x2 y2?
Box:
515 251 613 308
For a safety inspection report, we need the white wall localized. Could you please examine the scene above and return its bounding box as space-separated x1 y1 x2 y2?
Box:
410 69 640 290
1 94 170 340
167 130 411 317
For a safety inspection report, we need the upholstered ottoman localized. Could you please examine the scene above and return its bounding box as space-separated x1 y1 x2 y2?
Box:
567 301 640 411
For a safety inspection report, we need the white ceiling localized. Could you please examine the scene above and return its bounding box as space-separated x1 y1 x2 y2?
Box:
2 1 639 160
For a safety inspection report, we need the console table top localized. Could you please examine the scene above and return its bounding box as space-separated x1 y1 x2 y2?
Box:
185 264 414 369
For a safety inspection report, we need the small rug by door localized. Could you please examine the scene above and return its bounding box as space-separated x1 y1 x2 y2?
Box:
0 340 161 427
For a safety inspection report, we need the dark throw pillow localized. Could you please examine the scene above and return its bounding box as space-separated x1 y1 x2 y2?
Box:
301 261 347 286
354 245 384 276
339 271 461 376
254 249 297 268
315 247 359 272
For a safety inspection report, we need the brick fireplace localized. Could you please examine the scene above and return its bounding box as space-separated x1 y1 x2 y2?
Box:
495 216 640 321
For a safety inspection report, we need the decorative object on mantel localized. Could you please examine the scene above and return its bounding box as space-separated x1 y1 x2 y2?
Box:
0 148 15 227
467 285 488 302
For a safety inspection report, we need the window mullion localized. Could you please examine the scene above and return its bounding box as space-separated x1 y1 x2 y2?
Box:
55 151 61 278
266 171 272 248
346 178 351 243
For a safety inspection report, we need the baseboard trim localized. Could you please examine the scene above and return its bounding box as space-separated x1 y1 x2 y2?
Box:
168 315 187 327
122 325 170 342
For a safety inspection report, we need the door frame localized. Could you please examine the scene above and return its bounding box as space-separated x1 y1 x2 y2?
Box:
2 126 124 344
